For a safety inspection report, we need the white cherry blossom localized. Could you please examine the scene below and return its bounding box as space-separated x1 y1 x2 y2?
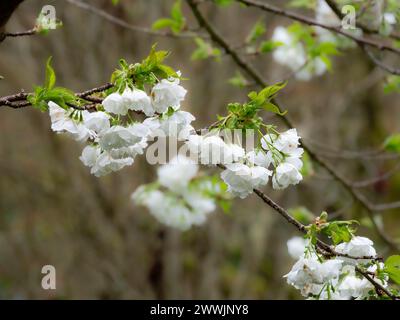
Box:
102 92 127 115
272 162 303 190
335 236 377 261
122 87 154 116
90 151 134 177
272 26 327 81
273 129 302 155
221 163 272 199
48 101 93 142
246 149 273 168
285 255 342 297
287 236 307 260
99 124 148 152
157 155 198 193
151 76 187 113
83 111 110 138
158 111 195 141
80 145 101 168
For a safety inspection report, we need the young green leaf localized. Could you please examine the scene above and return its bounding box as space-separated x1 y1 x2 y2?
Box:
287 0 316 9
259 40 282 53
246 20 266 43
45 57 56 90
228 71 247 88
191 37 221 61
385 255 400 285
152 0 186 34
152 18 176 31
384 134 400 153
262 101 286 116
288 206 315 224
320 220 359 245
384 76 400 94
300 151 314 178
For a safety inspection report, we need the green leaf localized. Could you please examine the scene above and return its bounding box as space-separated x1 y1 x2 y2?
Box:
258 81 287 100
156 64 178 78
384 76 400 94
228 71 247 88
386 255 400 268
246 19 266 43
152 18 175 31
262 101 286 116
319 55 332 71
218 199 232 214
152 0 185 34
287 0 316 9
288 206 315 224
385 255 400 285
45 57 56 90
191 37 221 61
384 134 400 153
259 40 282 53
214 0 233 6
321 220 359 245
171 0 183 22
300 151 314 178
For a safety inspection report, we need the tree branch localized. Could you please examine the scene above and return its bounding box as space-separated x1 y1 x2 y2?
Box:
235 0 400 55
1 28 37 42
253 183 397 299
65 0 208 40
0 83 114 109
324 0 400 41
185 0 400 251
323 0 400 75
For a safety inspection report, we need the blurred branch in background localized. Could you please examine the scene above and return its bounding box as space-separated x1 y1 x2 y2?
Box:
65 0 208 40
235 0 400 75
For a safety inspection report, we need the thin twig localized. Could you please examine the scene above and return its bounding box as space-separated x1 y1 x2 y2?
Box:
324 0 400 41
0 28 37 42
356 266 399 300
235 0 400 55
65 0 207 40
351 164 400 188
373 201 400 212
323 0 400 75
0 83 115 109
362 46 400 76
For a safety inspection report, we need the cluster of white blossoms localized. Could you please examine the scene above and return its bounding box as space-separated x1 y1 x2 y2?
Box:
132 155 218 230
46 50 307 230
186 128 303 198
102 76 186 116
48 74 196 177
271 0 375 81
285 236 388 300
271 26 327 81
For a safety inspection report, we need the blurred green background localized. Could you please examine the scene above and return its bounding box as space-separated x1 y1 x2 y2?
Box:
0 0 399 299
